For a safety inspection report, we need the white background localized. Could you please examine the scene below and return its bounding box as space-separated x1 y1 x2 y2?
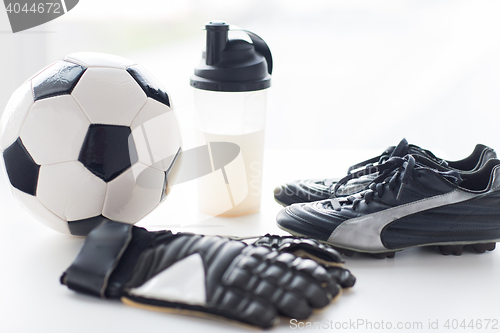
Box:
1 1 500 332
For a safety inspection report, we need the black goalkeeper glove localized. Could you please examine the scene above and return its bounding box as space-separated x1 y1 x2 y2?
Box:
61 220 355 329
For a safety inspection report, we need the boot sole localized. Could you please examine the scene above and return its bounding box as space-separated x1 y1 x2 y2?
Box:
278 224 497 259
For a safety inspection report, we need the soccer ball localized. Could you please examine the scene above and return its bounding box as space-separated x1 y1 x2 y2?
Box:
0 52 182 236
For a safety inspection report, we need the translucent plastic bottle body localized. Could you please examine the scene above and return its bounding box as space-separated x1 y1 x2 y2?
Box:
194 88 267 217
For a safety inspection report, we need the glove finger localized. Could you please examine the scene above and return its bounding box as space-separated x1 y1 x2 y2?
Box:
215 288 278 328
253 235 344 265
286 239 344 265
276 290 313 319
230 248 315 320
242 249 337 316
326 266 356 289
294 257 342 299
273 254 341 310
229 247 342 320
287 266 341 309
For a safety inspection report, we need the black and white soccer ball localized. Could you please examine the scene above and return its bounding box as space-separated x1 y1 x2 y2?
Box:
0 52 181 236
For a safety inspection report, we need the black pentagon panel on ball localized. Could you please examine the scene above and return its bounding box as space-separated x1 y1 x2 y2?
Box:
127 65 170 107
78 124 138 182
68 215 113 236
32 60 86 101
3 138 40 196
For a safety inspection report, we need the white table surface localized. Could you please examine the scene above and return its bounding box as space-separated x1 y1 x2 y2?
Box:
1 148 500 333
2 1 500 332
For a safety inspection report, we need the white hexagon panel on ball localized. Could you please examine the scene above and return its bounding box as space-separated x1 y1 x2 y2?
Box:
37 161 107 221
20 95 90 165
12 188 71 235
103 163 165 223
131 98 181 172
0 81 34 151
72 68 147 126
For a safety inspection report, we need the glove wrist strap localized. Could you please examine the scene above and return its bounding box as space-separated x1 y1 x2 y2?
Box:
60 220 135 298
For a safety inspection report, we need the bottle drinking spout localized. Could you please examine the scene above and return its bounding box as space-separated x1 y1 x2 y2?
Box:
205 21 229 66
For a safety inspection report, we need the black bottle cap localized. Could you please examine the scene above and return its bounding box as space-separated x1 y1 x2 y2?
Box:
190 21 272 92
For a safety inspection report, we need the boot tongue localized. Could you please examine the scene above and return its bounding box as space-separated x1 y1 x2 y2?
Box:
390 138 409 158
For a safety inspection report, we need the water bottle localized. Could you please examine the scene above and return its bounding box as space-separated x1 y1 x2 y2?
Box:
191 21 272 217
